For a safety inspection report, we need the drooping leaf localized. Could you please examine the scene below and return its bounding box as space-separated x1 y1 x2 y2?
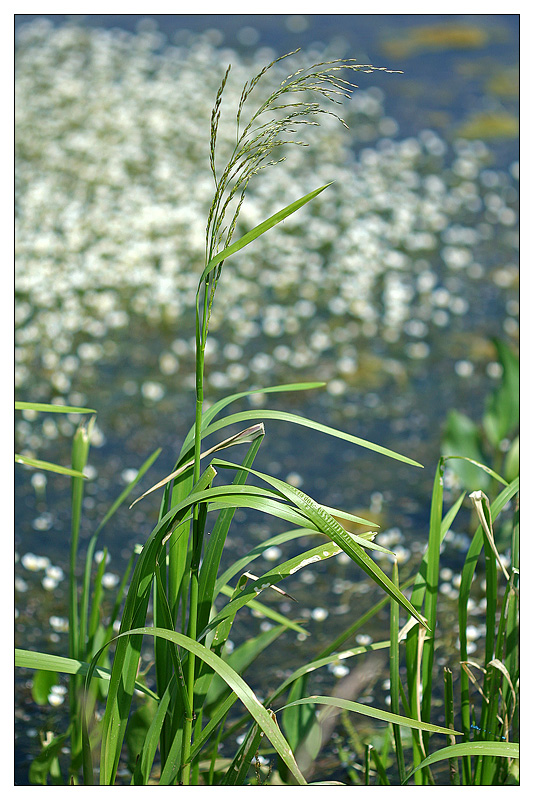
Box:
212 460 429 628
88 627 308 786
203 409 423 468
279 695 461 736
402 741 519 784
205 624 289 709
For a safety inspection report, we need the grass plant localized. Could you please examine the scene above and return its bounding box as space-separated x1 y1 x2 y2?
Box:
15 52 518 785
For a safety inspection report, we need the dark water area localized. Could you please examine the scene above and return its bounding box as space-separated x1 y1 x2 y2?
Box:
15 13 518 784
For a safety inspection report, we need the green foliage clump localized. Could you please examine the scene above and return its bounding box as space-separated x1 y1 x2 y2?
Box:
15 52 518 786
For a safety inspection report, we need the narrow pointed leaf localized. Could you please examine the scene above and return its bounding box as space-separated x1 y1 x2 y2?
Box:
213 460 429 628
402 741 519 784
280 696 461 736
198 184 332 286
218 584 309 636
215 527 375 599
15 454 88 478
181 382 326 455
130 426 263 508
90 627 308 785
200 540 350 639
15 401 96 414
14 648 158 699
445 455 508 487
203 410 423 468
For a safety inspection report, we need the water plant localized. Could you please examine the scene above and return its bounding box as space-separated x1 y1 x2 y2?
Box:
442 338 519 496
15 51 518 786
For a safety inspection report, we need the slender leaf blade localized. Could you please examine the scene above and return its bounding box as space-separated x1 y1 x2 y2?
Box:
15 454 87 478
403 741 519 784
15 401 96 414
204 410 423 468
280 696 461 736
198 184 332 286
93 627 308 785
213 460 428 627
14 648 158 699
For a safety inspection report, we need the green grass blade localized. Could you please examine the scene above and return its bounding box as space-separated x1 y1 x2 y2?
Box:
279 696 461 736
213 460 428 627
15 454 87 478
224 640 395 750
68 418 93 762
420 460 445 752
204 410 423 468
443 667 461 785
99 466 218 785
222 724 262 785
105 552 135 638
188 691 239 764
214 528 322 596
86 547 107 650
132 685 172 785
15 401 96 414
96 448 162 535
197 434 264 637
458 476 519 780
370 745 390 785
80 448 161 660
158 724 184 785
198 184 332 286
129 427 264 508
458 477 519 671
402 742 518 784
389 560 406 784
405 488 466 705
163 467 194 657
407 489 466 620
14 649 158 699
206 496 385 550
218 585 309 636
204 625 289 709
269 641 391 705
445 455 508 487
321 505 379 529
199 539 344 640
93 627 308 785
179 382 326 457
206 496 323 532
504 508 519 723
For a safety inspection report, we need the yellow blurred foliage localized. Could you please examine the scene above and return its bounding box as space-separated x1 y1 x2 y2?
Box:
383 24 488 59
456 111 518 139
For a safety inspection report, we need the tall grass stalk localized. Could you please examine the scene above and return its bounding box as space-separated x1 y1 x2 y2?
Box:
15 53 518 786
